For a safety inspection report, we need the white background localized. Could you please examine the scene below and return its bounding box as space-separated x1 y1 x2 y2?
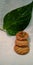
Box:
0 0 33 65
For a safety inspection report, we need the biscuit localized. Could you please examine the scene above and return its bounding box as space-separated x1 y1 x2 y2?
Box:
14 45 29 55
16 31 29 41
14 46 29 55
15 39 29 47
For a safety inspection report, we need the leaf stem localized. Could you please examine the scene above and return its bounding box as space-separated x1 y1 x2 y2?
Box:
0 28 6 32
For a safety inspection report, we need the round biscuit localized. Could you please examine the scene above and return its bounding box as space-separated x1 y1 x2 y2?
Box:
15 39 29 47
14 45 29 55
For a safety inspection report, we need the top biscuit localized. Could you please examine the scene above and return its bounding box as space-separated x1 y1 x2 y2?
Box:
16 31 29 41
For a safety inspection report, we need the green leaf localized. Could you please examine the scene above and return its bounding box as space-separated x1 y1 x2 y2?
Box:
3 2 32 35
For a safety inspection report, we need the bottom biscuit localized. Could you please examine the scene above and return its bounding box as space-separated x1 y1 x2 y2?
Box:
14 45 29 55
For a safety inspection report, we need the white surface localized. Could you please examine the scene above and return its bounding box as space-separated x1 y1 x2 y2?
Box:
0 0 33 65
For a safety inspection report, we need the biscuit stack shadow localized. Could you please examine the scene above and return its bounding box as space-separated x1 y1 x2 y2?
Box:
14 31 30 55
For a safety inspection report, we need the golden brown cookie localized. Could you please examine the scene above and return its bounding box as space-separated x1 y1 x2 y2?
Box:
16 31 29 41
15 39 29 47
14 45 29 55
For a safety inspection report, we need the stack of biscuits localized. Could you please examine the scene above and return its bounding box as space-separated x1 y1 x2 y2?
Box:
14 31 30 55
